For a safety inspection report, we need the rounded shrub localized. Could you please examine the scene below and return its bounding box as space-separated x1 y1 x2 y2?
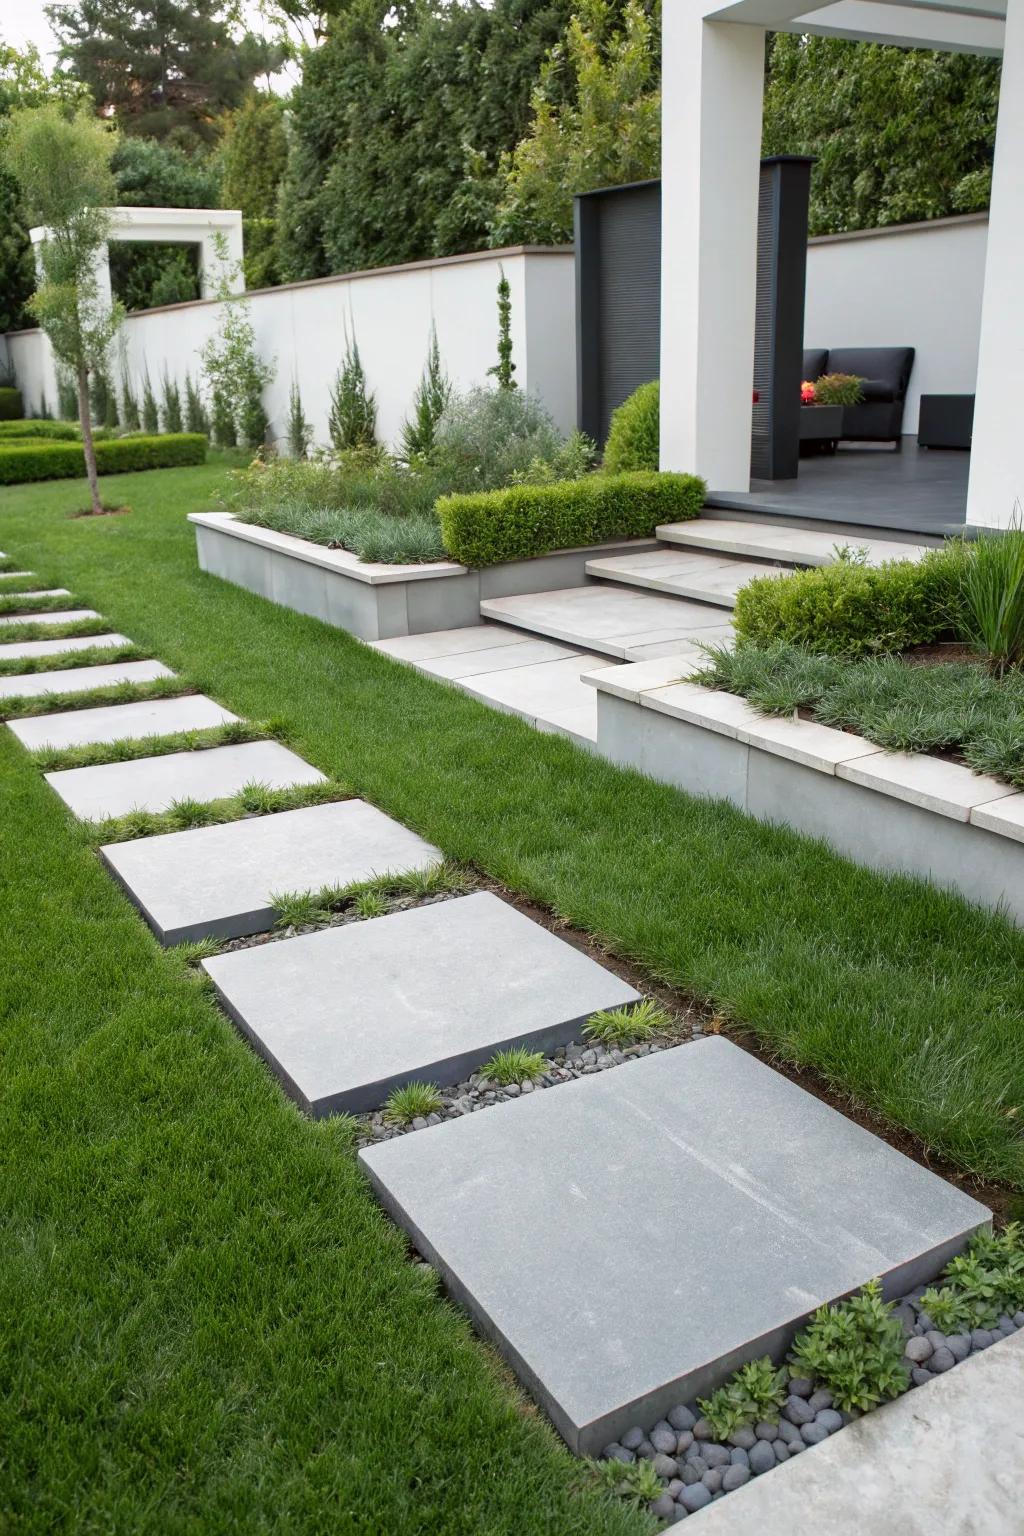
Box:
603 380 659 474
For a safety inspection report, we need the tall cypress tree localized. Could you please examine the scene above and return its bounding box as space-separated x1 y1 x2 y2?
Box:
46 0 286 146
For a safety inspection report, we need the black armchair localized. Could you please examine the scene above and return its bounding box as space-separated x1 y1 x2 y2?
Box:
823 346 916 445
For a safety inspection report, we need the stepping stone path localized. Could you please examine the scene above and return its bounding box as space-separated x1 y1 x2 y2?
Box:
0 607 102 628
2 552 994 1513
102 799 444 944
202 891 640 1115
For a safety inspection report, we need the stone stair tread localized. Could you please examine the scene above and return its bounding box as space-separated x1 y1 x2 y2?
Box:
0 659 174 701
359 1037 990 1456
459 651 606 740
8 693 238 751
587 549 781 608
101 798 442 945
202 890 640 1116
656 517 931 568
45 740 325 820
480 587 734 660
0 633 133 662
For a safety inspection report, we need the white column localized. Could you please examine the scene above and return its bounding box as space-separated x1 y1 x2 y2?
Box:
967 0 1024 529
659 4 766 490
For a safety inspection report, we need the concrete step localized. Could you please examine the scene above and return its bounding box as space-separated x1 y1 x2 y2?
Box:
656 516 932 569
586 548 782 608
359 1036 989 1456
479 587 734 661
202 890 640 1115
8 693 238 752
102 798 443 944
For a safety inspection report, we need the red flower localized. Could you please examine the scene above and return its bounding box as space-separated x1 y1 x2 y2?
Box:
801 381 817 404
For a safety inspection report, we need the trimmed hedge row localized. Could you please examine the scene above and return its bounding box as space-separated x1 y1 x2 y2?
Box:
0 433 208 485
0 386 23 421
733 546 971 656
437 470 706 568
0 419 80 441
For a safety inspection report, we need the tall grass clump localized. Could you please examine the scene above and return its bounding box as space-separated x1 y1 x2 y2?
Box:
961 522 1024 675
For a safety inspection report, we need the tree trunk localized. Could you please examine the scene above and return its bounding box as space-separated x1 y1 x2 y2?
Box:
77 362 102 515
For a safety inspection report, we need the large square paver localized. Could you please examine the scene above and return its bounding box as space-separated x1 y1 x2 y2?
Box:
102 799 443 944
0 633 133 662
8 693 238 751
0 608 101 628
202 890 640 1116
46 740 325 820
0 659 173 701
359 1038 989 1455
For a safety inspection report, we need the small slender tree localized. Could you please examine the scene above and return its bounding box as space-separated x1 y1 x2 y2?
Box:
287 377 312 458
328 330 377 451
120 369 140 431
400 323 451 460
161 370 183 432
184 372 210 436
141 367 160 432
487 267 516 391
4 105 123 515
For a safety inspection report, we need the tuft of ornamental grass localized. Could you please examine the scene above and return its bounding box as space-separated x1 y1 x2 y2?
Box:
272 860 469 929
961 525 1024 676
0 641 144 676
483 1046 546 1085
584 998 672 1048
383 1081 444 1125
235 502 448 566
0 674 192 720
81 779 352 846
30 718 276 773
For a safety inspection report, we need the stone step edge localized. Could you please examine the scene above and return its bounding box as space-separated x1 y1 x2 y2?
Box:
587 669 1024 836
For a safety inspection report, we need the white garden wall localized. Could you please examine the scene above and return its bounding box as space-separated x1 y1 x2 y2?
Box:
804 212 988 434
4 245 576 449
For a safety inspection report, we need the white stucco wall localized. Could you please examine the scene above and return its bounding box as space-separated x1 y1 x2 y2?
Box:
4 245 576 449
804 213 988 434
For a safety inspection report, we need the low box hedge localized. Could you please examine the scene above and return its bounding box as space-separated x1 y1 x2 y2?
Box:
0 386 24 421
0 433 208 485
0 419 80 442
733 546 971 656
437 471 706 568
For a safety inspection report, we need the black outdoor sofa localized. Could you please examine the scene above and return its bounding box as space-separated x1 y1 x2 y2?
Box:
803 346 916 446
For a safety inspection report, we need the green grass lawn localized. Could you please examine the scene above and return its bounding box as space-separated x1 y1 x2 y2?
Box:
2 460 1024 1529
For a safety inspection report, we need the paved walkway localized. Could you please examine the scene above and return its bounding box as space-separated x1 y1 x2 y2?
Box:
0 553 1001 1527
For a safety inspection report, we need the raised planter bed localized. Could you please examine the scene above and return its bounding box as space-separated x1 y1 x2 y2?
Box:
189 512 660 642
585 667 1024 926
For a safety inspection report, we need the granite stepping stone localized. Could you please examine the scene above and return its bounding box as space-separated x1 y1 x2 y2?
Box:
102 798 443 944
0 571 37 581
0 608 101 628
45 740 325 820
0 659 173 701
8 693 237 751
358 1038 989 1455
0 633 133 662
2 588 72 603
202 890 640 1115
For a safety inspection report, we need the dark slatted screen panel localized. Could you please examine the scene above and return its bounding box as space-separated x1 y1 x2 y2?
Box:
750 166 776 480
595 185 661 446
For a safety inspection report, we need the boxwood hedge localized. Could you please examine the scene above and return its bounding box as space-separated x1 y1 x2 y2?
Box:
733 545 971 656
0 433 208 485
437 470 706 568
0 419 80 441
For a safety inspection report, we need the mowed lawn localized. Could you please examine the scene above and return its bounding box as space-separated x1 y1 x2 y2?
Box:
1 459 1023 1529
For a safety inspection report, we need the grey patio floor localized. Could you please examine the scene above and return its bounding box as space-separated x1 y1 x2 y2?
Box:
708 439 969 538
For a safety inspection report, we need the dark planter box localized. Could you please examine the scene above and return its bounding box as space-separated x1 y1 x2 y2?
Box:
799 404 843 455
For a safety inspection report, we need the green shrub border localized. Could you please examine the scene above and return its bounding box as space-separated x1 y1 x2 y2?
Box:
0 419 80 442
733 545 972 656
437 470 705 568
0 433 208 485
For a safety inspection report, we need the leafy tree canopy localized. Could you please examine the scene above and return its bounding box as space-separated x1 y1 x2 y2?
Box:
762 34 1000 235
220 91 288 287
46 0 287 147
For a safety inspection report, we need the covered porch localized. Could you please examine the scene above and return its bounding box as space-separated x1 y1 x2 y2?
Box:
660 0 1019 534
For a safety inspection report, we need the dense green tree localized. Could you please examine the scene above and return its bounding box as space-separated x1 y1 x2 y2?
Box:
107 135 221 309
762 34 1000 235
492 0 660 246
276 0 574 281
47 0 285 147
220 92 288 288
0 42 86 333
